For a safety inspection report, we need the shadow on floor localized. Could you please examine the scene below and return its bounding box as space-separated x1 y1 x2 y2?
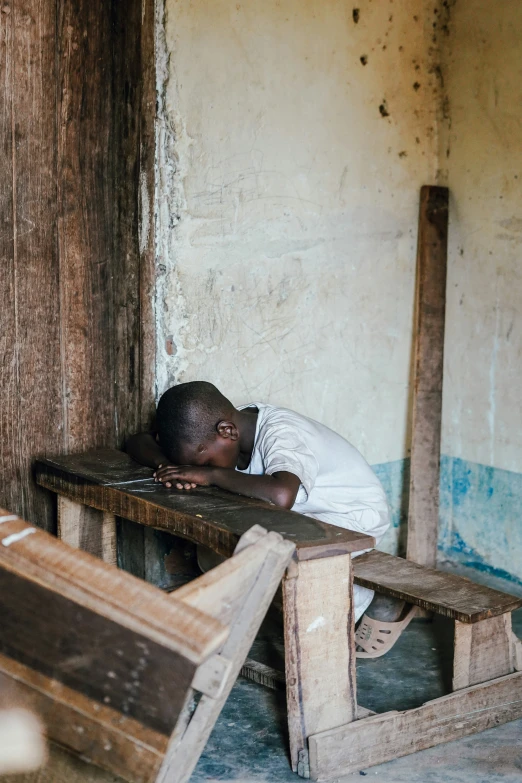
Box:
192 584 522 783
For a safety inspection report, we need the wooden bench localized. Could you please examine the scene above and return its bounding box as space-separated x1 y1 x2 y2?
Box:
0 507 294 783
35 449 522 781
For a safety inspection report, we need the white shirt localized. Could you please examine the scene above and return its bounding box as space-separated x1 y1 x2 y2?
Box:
238 402 390 544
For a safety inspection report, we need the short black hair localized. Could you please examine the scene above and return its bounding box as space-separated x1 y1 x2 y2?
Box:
156 381 234 461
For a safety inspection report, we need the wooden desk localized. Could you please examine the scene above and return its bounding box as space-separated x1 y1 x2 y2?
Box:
36 449 375 775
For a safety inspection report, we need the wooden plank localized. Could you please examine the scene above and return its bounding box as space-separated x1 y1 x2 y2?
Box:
0 0 62 533
0 512 227 664
407 185 449 567
0 514 228 735
514 634 522 671
309 670 522 781
2 742 127 783
58 497 116 565
453 614 514 690
13 0 62 530
157 532 295 783
8 0 62 531
283 554 356 773
174 536 274 624
36 450 375 560
240 659 285 690
57 0 116 453
353 550 522 622
0 708 46 775
0 0 18 523
0 653 164 783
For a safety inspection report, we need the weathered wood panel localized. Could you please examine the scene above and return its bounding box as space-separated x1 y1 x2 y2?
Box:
0 1 18 519
35 449 376 560
407 185 449 567
14 0 62 530
453 614 514 690
283 555 356 772
309 670 522 780
353 549 522 622
0 0 61 531
0 0 155 550
56 0 115 451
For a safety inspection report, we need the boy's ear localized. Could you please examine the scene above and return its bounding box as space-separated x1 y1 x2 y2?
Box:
216 420 239 441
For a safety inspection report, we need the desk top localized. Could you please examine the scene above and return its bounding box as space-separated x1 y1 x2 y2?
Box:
36 449 375 561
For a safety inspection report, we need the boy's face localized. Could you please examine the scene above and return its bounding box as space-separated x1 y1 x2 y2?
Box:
177 424 240 470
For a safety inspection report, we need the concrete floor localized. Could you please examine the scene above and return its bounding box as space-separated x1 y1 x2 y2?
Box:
192 565 522 783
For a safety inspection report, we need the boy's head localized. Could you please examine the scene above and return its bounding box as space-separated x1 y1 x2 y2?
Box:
156 381 240 468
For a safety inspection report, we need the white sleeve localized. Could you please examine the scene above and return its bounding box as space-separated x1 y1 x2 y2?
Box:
258 422 319 501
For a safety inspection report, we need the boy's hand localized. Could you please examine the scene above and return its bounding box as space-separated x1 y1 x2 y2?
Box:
153 464 214 490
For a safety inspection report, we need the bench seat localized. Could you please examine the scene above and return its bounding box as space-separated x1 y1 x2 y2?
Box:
353 550 522 623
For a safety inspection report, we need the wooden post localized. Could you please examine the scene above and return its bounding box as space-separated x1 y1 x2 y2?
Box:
283 554 356 774
453 614 514 691
57 497 117 566
407 186 449 568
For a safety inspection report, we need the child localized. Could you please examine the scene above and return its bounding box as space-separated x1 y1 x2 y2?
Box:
128 381 412 650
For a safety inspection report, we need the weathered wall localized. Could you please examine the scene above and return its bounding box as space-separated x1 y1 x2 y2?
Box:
156 0 522 580
157 0 441 481
438 0 522 583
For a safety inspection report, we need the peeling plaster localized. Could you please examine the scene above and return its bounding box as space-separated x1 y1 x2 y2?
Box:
155 0 442 464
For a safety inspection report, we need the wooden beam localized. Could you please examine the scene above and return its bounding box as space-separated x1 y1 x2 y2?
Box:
0 653 164 782
0 515 227 734
407 185 449 567
36 450 375 561
58 497 117 565
353 550 522 622
283 554 356 772
453 614 514 690
309 670 522 781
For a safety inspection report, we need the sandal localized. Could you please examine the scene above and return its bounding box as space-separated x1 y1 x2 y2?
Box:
355 604 419 659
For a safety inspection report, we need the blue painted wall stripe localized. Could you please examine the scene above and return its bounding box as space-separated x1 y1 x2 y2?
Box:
370 456 522 587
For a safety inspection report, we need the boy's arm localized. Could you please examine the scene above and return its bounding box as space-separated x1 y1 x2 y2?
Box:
154 465 300 509
126 432 168 470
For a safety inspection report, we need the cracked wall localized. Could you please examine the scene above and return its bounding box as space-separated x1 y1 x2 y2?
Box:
156 0 441 466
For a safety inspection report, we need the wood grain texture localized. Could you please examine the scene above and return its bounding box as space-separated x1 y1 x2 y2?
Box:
0 0 62 531
0 0 154 558
453 614 514 690
283 554 356 772
56 0 115 452
0 654 164 783
0 512 227 665
58 496 117 564
352 550 522 622
2 742 127 783
157 531 295 783
36 450 375 560
309 670 522 780
407 186 449 567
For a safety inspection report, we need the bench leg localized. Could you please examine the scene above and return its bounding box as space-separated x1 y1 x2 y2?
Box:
57 496 117 566
453 613 514 690
283 554 356 775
